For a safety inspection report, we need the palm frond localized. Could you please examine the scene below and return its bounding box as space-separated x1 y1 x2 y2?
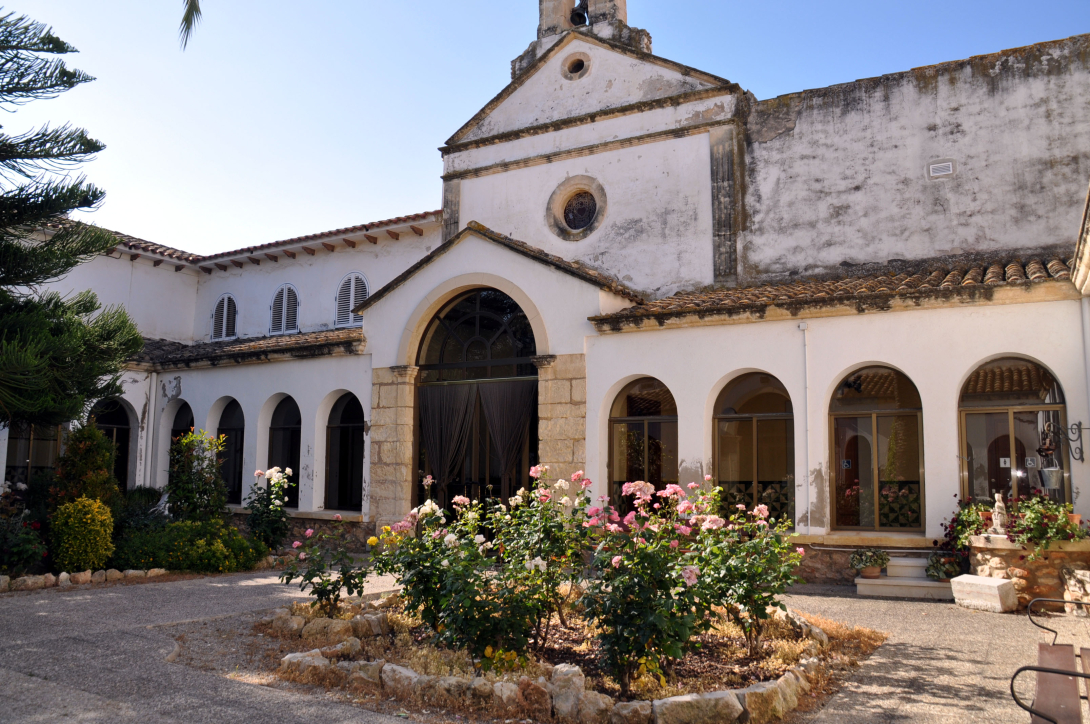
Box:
179 0 202 50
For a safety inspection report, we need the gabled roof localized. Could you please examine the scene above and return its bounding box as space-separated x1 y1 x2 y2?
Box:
591 250 1075 329
134 328 364 369
444 30 739 148
353 221 644 315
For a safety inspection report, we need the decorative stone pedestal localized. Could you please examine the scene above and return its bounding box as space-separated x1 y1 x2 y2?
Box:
950 574 1018 612
969 535 1090 611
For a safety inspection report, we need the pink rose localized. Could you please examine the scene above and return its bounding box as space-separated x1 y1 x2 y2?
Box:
606 524 624 533
676 525 692 536
292 541 301 549
677 501 694 514
670 540 679 548
704 474 712 482
571 470 584 482
653 503 661 509
587 506 602 517
756 519 768 527
299 552 307 560
581 479 592 489
754 504 769 519
333 514 342 521
305 528 314 538
254 470 265 477
529 465 543 479
688 482 700 489
736 504 746 510
612 555 622 568
623 511 637 526
681 565 699 586
796 547 806 556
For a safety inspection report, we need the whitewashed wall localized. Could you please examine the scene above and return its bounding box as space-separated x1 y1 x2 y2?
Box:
584 298 1090 540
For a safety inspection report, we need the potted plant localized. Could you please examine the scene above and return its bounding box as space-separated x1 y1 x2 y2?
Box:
849 547 890 579
926 550 961 582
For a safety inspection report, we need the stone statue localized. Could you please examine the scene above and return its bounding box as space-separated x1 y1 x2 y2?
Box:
990 493 1008 535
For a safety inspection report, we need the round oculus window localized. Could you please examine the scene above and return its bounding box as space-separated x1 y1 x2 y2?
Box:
563 191 597 230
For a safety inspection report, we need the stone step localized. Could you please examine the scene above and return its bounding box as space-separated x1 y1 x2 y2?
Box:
855 574 954 600
886 557 930 579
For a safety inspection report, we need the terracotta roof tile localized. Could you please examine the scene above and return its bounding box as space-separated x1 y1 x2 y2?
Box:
135 328 363 367
593 252 1074 324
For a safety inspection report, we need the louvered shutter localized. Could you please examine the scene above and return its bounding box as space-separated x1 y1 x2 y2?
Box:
351 275 367 324
212 298 225 340
225 297 237 338
271 288 284 333
285 287 298 331
336 277 352 327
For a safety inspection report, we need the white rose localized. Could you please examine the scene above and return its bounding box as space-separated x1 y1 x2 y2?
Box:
560 497 571 506
444 533 458 547
441 559 449 567
474 535 486 544
509 496 523 507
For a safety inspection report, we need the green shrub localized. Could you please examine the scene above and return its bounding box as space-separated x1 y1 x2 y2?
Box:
0 514 47 576
167 430 228 522
112 520 266 573
112 486 168 541
245 467 291 550
50 423 122 512
52 496 114 571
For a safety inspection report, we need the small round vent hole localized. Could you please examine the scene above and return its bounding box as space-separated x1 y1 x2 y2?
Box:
568 58 585 75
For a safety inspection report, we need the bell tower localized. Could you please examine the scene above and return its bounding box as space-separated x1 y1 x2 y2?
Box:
513 0 650 78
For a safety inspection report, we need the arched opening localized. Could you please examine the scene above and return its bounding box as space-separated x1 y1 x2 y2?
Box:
326 393 365 511
217 400 245 505
714 373 794 523
960 357 1068 504
830 367 923 531
171 402 194 441
90 399 132 490
609 377 678 508
415 288 538 508
269 396 302 508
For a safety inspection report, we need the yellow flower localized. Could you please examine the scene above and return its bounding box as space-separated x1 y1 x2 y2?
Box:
382 526 391 533
367 536 379 546
484 646 493 658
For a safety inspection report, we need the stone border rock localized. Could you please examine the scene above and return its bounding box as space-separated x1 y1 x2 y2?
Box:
268 605 831 724
1 554 289 594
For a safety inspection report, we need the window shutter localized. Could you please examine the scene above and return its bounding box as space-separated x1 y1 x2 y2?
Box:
271 288 284 333
336 277 352 326
212 298 225 340
352 275 367 324
285 287 298 331
225 297 237 338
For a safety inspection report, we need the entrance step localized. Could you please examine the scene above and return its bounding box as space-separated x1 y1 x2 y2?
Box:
855 574 954 600
886 557 929 579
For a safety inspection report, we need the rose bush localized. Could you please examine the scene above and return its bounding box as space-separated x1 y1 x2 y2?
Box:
281 515 372 616
245 467 292 550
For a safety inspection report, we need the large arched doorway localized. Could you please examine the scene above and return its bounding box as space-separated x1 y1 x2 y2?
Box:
217 400 245 505
90 399 132 490
960 357 1068 504
829 367 923 531
171 402 194 441
609 377 679 509
415 288 538 508
326 393 365 511
714 373 794 523
268 397 302 508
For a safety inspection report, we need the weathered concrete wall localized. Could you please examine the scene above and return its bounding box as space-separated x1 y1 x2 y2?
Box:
740 34 1090 283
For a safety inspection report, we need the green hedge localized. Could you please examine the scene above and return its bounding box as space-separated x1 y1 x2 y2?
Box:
112 520 266 573
52 497 114 572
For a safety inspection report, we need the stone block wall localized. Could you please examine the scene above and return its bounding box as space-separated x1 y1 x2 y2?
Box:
969 536 1090 610
795 546 856 585
534 354 586 483
369 366 418 529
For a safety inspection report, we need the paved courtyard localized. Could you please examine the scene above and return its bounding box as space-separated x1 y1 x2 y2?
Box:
0 573 1086 723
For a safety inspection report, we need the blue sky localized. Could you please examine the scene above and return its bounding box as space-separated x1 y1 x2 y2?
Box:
11 1 1090 255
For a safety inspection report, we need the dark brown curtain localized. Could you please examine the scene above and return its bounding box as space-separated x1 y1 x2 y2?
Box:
480 380 537 499
419 384 478 504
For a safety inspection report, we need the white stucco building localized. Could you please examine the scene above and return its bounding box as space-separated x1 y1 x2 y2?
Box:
5 1 1090 580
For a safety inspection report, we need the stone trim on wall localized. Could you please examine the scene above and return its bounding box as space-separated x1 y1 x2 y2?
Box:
533 354 586 483
369 365 418 528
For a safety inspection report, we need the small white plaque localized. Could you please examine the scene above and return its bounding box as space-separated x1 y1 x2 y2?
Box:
999 458 1011 468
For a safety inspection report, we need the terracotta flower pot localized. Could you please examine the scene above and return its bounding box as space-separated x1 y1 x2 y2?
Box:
860 566 882 579
1069 513 1082 526
980 511 993 527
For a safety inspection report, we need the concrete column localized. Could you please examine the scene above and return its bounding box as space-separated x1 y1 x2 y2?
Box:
369 365 418 527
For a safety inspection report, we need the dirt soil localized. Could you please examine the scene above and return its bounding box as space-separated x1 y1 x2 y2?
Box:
163 604 886 724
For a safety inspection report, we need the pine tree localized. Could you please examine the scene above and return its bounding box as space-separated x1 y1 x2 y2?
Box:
0 11 142 427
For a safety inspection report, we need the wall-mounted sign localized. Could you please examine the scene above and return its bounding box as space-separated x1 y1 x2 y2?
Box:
1000 457 1011 468
1025 457 1038 468
841 460 852 469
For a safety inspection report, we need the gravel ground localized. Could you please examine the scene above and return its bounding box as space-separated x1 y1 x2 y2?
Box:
0 570 402 724
784 583 1090 724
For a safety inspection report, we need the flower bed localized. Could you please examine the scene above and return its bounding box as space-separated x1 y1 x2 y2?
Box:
259 594 874 724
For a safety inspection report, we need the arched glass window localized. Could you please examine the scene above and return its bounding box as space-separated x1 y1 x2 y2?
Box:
218 400 245 505
830 367 923 531
269 397 301 508
211 294 237 340
715 373 793 523
326 393 365 511
609 378 678 507
336 273 368 328
960 357 1068 504
90 399 131 490
415 289 539 508
270 284 299 335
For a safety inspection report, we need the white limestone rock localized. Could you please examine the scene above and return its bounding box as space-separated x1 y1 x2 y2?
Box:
348 659 386 686
105 569 123 582
301 617 353 641
951 574 1018 612
91 570 106 584
736 681 786 724
272 615 306 636
469 677 494 707
12 575 43 591
147 568 168 578
0 575 10 591
123 569 146 579
57 572 71 587
653 691 743 724
493 681 520 709
551 663 587 721
381 663 420 697
70 570 91 585
279 649 330 674
578 690 614 724
41 573 56 588
320 636 361 659
611 700 652 724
